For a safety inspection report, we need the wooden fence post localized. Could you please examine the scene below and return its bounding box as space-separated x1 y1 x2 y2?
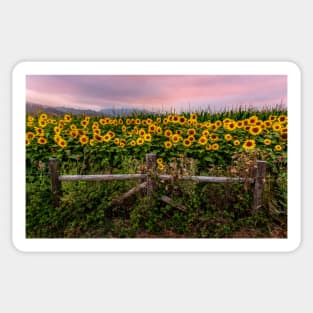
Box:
145 153 157 208
252 160 266 211
48 158 62 207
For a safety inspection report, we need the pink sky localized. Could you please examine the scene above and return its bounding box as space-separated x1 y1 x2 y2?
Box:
26 75 287 112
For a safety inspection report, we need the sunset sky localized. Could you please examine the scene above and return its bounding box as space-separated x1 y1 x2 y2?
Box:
26 75 287 112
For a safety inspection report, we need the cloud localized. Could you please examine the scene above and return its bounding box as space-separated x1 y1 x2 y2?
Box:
26 75 287 112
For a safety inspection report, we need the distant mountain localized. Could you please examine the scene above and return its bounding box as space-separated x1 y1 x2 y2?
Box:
26 102 152 117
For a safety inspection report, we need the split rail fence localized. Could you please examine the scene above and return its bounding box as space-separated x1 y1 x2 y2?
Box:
48 153 266 211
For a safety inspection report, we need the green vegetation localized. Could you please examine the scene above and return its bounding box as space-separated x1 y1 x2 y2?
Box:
26 108 287 238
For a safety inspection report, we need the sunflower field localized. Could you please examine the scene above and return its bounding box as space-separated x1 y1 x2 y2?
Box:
26 109 288 238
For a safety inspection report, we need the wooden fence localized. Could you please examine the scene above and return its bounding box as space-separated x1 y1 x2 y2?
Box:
48 153 266 211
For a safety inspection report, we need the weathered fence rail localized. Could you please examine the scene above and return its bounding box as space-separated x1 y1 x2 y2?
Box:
48 154 266 211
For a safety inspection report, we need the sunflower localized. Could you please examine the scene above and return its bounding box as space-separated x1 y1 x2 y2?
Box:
139 128 146 137
183 138 192 147
198 136 208 145
94 134 103 142
35 127 44 136
205 144 212 151
157 158 163 165
164 141 172 149
26 131 35 139
255 121 264 127
38 119 47 128
179 116 186 124
171 134 180 143
164 129 173 137
126 119 132 125
103 135 110 142
202 130 209 137
144 133 152 142
278 115 288 123
136 137 144 145
272 122 282 132
248 116 258 125
187 128 196 136
269 115 277 121
64 114 71 122
210 133 219 142
223 118 232 125
212 143 219 150
210 124 217 131
81 120 88 128
156 127 163 136
130 140 136 147
89 139 95 146
170 115 177 123
275 144 282 151
249 125 262 136
243 139 256 151
26 138 31 145
236 121 244 128
190 113 197 120
148 124 156 133
224 134 232 141
58 138 67 148
225 122 236 131
27 115 34 122
79 135 89 145
264 120 272 128
233 140 240 146
280 133 287 141
118 118 124 125
39 113 47 120
54 135 61 144
215 120 223 128
107 131 115 138
93 128 101 135
188 135 195 142
37 137 47 145
158 163 165 171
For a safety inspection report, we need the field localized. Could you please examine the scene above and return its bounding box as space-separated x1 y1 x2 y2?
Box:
26 108 288 238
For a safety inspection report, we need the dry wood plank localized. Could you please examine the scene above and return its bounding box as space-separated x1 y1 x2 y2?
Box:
59 174 147 181
160 195 187 213
112 182 147 205
48 158 62 207
158 175 253 183
145 154 157 208
252 160 267 211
